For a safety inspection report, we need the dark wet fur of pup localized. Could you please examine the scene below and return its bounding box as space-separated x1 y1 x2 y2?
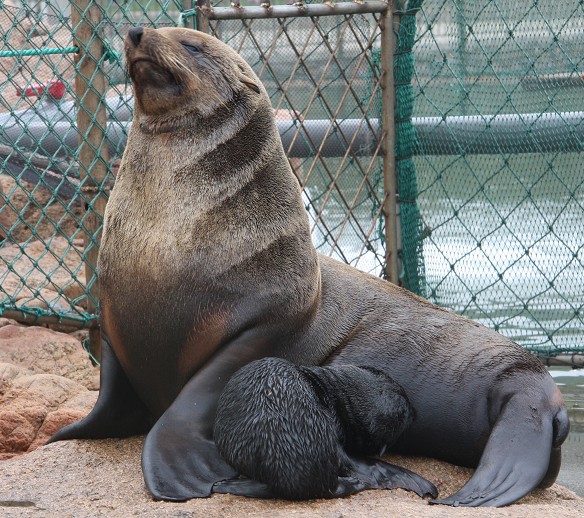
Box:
213 358 437 501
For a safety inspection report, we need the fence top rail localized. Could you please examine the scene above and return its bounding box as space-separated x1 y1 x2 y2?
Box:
192 1 389 21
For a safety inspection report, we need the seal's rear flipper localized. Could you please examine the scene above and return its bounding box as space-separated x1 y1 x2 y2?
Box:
538 447 562 489
344 456 438 499
430 394 568 507
47 338 154 443
539 406 570 489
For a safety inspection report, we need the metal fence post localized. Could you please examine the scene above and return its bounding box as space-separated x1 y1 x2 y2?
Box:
381 2 399 284
195 0 211 33
72 0 109 361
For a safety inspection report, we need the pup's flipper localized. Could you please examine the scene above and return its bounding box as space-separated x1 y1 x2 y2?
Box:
211 454 437 500
212 476 369 499
213 478 275 499
344 455 438 498
47 338 154 443
430 396 568 507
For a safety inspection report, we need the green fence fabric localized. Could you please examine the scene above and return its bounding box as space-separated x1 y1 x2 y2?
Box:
411 0 583 356
394 0 427 295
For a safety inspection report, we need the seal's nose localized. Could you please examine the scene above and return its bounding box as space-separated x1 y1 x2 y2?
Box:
128 26 144 47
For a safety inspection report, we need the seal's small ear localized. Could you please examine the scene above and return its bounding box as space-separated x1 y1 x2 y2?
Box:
239 74 261 94
237 64 261 93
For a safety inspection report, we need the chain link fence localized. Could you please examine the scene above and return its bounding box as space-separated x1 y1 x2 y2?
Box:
0 0 582 363
1 0 93 328
201 3 389 275
0 0 181 342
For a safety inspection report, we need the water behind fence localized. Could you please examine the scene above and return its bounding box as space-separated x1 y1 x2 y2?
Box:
0 0 582 362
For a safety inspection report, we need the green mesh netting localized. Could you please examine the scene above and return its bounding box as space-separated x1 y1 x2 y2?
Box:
411 0 583 356
394 0 427 295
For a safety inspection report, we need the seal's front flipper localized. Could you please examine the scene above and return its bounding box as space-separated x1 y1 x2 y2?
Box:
142 368 238 501
344 455 438 499
143 420 237 501
48 338 154 443
430 394 564 507
142 330 279 500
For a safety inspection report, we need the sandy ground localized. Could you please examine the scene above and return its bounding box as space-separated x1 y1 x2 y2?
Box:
0 436 582 518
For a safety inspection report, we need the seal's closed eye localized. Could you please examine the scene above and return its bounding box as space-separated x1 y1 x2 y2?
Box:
182 43 202 56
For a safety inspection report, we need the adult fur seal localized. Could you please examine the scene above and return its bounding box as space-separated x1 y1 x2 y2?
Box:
213 357 437 500
49 26 569 507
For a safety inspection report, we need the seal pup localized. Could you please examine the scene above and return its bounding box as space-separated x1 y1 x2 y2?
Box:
49 26 569 507
213 357 438 500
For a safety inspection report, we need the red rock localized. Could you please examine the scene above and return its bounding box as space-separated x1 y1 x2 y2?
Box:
0 408 44 453
0 362 96 457
28 408 89 451
0 325 99 389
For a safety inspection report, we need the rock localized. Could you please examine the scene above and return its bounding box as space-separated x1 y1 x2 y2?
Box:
0 322 99 459
0 325 99 389
0 408 44 458
0 362 96 459
28 407 89 452
0 318 22 328
0 362 21 385
68 328 89 344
